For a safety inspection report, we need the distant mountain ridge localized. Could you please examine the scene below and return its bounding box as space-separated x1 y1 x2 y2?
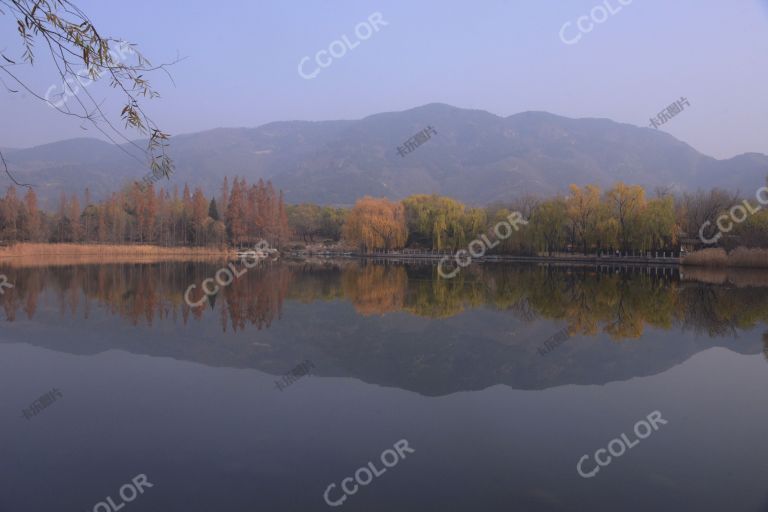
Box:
5 103 768 207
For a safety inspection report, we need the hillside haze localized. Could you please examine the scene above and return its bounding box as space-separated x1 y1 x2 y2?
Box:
6 103 768 207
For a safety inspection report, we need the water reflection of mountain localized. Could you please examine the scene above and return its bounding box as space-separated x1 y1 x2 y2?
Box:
0 261 766 396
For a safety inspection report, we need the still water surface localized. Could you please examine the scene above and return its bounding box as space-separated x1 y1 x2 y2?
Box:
1 260 767 511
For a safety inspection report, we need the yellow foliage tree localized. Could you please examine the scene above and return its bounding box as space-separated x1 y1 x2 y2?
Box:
343 196 407 252
567 184 601 254
606 182 646 251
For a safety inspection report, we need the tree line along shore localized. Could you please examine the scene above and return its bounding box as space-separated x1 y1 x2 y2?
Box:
0 178 767 267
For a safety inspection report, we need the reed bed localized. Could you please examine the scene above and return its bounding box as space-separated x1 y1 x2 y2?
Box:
682 247 768 268
681 248 728 267
0 243 232 268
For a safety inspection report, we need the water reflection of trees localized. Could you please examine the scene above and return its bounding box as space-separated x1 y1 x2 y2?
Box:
763 333 768 362
0 262 293 331
485 266 768 340
2 261 768 341
342 264 407 316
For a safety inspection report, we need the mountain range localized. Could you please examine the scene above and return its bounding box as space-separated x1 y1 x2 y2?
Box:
4 103 768 207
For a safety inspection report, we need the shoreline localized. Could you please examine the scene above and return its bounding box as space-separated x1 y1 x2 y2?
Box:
294 250 768 269
292 251 682 267
2 243 767 270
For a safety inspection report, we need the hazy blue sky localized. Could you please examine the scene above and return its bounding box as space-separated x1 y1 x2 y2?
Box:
1 0 767 159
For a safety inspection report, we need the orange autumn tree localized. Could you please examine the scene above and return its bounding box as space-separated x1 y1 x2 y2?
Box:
344 197 407 252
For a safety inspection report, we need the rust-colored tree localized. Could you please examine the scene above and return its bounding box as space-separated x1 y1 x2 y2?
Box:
226 178 248 247
191 187 209 246
22 187 40 241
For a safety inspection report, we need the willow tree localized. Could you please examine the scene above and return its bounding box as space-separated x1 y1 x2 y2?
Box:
343 196 407 252
567 184 601 254
402 194 467 250
530 198 568 255
606 182 647 251
0 0 175 187
639 196 678 251
288 203 324 243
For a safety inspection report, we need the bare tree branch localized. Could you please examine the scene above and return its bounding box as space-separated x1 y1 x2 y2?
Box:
0 149 32 188
0 0 179 186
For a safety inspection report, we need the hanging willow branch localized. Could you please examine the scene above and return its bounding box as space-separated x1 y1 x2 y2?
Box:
0 0 180 187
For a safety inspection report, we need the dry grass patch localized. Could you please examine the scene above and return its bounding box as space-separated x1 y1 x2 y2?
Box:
727 247 768 268
682 247 768 268
0 243 232 267
681 248 727 267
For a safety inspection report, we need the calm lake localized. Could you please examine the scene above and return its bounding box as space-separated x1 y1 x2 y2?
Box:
2 259 768 512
